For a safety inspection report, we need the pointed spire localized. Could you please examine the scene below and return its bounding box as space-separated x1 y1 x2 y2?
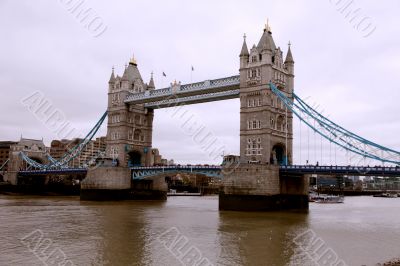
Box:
109 66 116 83
285 41 294 64
257 21 276 52
148 71 155 89
122 53 143 82
240 33 249 57
129 53 137 66
264 19 271 33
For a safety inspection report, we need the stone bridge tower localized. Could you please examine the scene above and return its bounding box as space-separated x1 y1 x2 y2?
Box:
220 25 308 211
239 25 294 165
106 57 155 167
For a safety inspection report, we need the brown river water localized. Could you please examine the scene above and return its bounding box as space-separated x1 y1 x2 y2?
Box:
0 195 399 266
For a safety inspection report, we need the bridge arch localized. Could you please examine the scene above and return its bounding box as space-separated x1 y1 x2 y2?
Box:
271 143 286 165
128 150 142 167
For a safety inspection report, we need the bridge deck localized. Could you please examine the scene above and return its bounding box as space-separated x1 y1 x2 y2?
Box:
16 165 400 177
280 165 400 177
125 75 240 108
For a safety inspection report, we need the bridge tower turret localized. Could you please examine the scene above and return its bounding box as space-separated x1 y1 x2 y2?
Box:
106 55 154 167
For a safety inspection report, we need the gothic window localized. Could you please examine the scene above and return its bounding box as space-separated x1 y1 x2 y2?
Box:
270 118 275 128
251 55 257 63
277 116 284 131
257 98 261 106
257 68 260 77
257 138 261 143
271 99 274 107
251 69 257 77
252 99 255 107
128 131 133 140
134 129 141 141
135 115 141 125
253 121 257 129
257 121 261 129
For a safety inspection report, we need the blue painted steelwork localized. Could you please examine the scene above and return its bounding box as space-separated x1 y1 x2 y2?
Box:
131 165 222 180
125 75 240 107
20 111 108 170
132 164 400 180
0 159 9 171
280 165 400 177
18 168 88 176
144 89 240 109
269 83 400 165
19 165 400 178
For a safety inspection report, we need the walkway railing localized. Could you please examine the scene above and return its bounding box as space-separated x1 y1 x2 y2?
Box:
125 75 240 105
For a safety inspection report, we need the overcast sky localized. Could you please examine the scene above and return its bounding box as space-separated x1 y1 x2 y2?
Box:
1 0 399 165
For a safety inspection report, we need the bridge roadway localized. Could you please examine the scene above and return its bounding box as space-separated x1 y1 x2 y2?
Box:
124 75 240 108
17 165 400 178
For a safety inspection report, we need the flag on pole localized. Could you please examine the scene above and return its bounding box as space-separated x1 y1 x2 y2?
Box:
162 72 166 77
191 66 194 71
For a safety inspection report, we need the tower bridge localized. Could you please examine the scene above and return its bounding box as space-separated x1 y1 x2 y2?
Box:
8 24 400 211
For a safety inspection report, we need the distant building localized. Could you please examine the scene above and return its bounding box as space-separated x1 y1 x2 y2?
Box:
50 137 107 168
0 141 18 171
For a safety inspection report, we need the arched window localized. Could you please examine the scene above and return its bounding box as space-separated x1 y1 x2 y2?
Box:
277 116 284 131
135 115 141 125
134 129 141 141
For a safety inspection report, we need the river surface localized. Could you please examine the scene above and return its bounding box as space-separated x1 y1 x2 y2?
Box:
0 195 399 266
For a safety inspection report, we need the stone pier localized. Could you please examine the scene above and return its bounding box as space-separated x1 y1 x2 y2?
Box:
219 164 308 211
80 166 167 201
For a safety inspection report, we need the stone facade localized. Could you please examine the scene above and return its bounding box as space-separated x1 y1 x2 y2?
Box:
5 138 49 184
222 164 280 195
239 26 294 165
220 25 308 211
106 58 155 167
0 141 17 172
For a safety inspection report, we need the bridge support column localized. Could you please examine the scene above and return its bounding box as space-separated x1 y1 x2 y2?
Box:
4 171 18 185
80 166 167 201
219 164 308 211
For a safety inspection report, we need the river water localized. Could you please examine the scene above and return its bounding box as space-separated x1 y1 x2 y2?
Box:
0 195 399 266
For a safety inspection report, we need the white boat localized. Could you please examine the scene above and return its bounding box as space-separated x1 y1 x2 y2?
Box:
314 195 344 204
373 193 398 198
